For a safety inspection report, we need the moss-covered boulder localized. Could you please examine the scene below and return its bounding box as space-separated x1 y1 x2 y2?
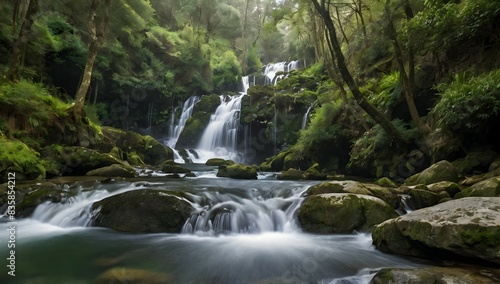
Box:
91 189 192 233
460 167 500 186
490 158 500 172
372 197 500 264
216 163 257 179
206 158 234 166
94 267 172 284
303 163 327 180
298 193 398 234
127 152 145 166
161 164 191 174
276 169 304 180
375 177 397 188
451 148 498 175
426 181 461 198
306 180 399 209
0 138 46 182
15 183 69 217
86 164 136 178
405 160 458 186
408 188 440 209
371 267 500 284
456 177 500 198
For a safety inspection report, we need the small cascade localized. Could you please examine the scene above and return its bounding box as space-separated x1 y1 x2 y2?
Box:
302 100 318 129
181 185 306 235
242 75 250 93
262 60 299 85
166 96 199 148
172 149 185 163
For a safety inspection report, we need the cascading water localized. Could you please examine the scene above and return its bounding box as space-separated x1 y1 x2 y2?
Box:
195 94 245 162
166 96 199 148
262 60 299 85
0 175 423 283
302 100 318 129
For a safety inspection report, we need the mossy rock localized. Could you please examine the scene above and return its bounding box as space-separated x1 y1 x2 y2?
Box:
94 267 172 284
375 177 397 188
206 158 234 166
306 180 399 209
372 197 500 264
298 193 398 234
53 146 123 176
371 267 500 284
461 167 500 186
217 163 257 179
127 152 145 166
456 177 500 198
427 181 461 198
304 163 326 180
489 158 500 172
108 147 123 160
142 136 173 165
86 164 136 178
161 164 191 174
408 188 440 209
277 169 304 180
91 189 193 233
451 148 497 175
405 160 458 186
16 185 69 217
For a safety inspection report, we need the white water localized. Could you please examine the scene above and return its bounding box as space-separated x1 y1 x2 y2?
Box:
262 60 299 85
302 100 318 129
0 178 422 283
165 96 199 149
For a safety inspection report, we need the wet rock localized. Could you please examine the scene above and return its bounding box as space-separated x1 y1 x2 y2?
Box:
372 197 500 264
276 169 304 180
408 188 440 209
405 160 458 186
86 164 136 178
15 183 69 217
427 181 461 198
298 193 398 234
217 163 257 179
461 167 500 186
91 189 192 233
304 163 327 180
205 158 234 166
371 266 500 284
161 164 191 174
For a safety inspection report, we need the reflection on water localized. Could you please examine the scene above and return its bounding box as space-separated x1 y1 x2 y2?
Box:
0 172 423 283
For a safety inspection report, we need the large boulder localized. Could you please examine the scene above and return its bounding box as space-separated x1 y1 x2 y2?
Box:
372 197 500 264
456 176 500 198
277 169 304 180
91 189 193 233
217 163 257 179
298 193 398 234
451 148 498 176
86 164 136 178
371 267 500 284
405 160 458 186
460 167 500 186
408 187 440 209
306 181 399 209
205 158 234 167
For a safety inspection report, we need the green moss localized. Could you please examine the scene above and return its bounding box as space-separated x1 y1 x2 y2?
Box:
460 228 500 247
0 138 46 181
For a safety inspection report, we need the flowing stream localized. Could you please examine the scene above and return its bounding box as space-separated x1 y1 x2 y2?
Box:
0 170 423 283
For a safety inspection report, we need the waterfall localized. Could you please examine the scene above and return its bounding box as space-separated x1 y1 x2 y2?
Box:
262 60 299 85
302 100 317 129
166 96 199 148
196 94 244 162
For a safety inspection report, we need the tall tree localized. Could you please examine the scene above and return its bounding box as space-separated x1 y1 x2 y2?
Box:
384 0 428 134
6 0 38 82
73 0 109 119
310 0 407 144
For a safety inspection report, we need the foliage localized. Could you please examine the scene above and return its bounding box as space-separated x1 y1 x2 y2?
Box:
291 101 344 156
212 51 242 92
366 72 402 113
0 137 46 179
0 81 70 136
432 69 500 132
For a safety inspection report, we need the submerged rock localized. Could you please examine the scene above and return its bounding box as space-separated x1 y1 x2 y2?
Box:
405 160 458 186
298 193 398 234
371 266 500 284
91 189 192 233
372 197 500 264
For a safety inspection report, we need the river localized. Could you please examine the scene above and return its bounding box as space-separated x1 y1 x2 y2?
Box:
0 166 424 283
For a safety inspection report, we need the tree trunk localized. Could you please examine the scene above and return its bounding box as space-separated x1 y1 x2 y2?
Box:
311 0 408 145
6 0 38 83
385 0 428 134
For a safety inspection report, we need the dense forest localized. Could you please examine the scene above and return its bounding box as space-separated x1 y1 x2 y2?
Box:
2 0 499 181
